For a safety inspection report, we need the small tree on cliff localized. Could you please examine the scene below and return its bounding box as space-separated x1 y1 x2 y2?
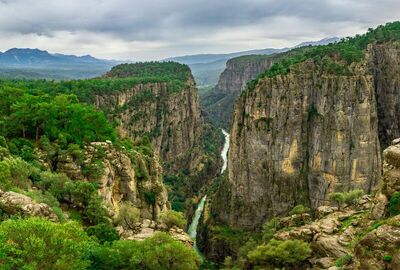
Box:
330 189 364 210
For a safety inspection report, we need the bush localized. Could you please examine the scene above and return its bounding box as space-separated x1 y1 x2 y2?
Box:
389 192 400 216
160 210 187 229
83 195 110 225
86 224 120 244
248 239 311 267
330 189 364 209
38 171 108 225
89 232 200 270
0 217 95 270
336 254 353 267
262 218 280 242
0 157 32 190
115 202 141 229
383 255 393 263
289 204 310 215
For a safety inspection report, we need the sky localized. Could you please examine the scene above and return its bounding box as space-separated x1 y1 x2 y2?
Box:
0 0 399 61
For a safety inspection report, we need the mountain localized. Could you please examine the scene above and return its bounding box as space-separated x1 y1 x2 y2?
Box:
164 48 285 65
0 48 116 67
165 37 340 87
0 48 123 80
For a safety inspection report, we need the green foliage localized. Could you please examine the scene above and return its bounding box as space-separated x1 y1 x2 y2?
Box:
330 189 364 208
89 232 200 270
164 174 187 211
0 217 95 270
289 204 310 215
383 255 393 263
114 202 140 229
144 190 157 205
336 254 353 267
160 210 187 229
86 224 120 244
0 156 32 190
25 189 65 221
37 171 109 225
308 104 321 121
389 192 400 216
262 218 281 242
0 87 116 145
248 239 311 267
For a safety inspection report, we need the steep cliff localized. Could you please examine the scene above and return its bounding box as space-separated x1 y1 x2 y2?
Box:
210 23 400 233
201 55 275 129
93 63 203 175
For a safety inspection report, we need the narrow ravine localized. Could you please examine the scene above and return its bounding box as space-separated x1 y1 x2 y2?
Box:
188 128 230 259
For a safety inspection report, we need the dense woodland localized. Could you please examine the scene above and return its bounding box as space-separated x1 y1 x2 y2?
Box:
0 62 200 269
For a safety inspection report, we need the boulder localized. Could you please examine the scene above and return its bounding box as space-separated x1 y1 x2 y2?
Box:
0 190 58 221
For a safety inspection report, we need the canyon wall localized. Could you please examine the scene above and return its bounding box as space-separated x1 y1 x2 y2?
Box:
202 55 275 129
213 42 400 230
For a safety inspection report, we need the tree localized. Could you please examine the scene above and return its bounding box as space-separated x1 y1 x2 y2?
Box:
0 218 95 270
248 239 311 267
160 210 187 229
89 232 200 270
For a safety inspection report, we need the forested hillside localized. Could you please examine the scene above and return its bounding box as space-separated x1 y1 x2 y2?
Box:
0 63 204 269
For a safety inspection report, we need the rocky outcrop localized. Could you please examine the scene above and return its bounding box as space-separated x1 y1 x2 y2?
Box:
56 141 170 220
201 55 275 129
0 189 58 221
117 218 193 247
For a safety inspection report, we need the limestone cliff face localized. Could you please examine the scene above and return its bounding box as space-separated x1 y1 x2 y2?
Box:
371 42 400 148
56 141 169 220
216 56 275 95
93 78 203 175
213 43 400 230
202 55 275 129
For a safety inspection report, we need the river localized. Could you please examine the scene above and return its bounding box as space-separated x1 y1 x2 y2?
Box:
187 128 230 259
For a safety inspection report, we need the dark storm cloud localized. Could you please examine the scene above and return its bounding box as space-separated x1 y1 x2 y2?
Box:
0 0 399 60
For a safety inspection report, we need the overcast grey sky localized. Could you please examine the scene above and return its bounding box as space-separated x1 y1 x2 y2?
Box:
0 0 399 61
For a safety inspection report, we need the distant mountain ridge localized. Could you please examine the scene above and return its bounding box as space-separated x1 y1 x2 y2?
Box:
0 48 118 67
0 48 125 80
165 37 340 87
164 37 340 65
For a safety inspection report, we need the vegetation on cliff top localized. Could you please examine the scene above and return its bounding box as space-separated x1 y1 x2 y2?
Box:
245 21 400 92
0 62 193 105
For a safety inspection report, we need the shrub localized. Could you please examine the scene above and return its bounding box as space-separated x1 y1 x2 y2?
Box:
89 232 200 270
262 218 280 242
0 157 32 189
343 189 364 205
0 217 95 270
336 254 353 267
86 224 120 244
160 210 187 229
330 189 364 209
248 239 311 267
115 202 141 229
83 195 110 225
383 255 393 263
389 192 400 216
289 204 310 215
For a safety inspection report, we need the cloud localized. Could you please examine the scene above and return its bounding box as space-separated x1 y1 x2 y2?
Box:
0 0 398 60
